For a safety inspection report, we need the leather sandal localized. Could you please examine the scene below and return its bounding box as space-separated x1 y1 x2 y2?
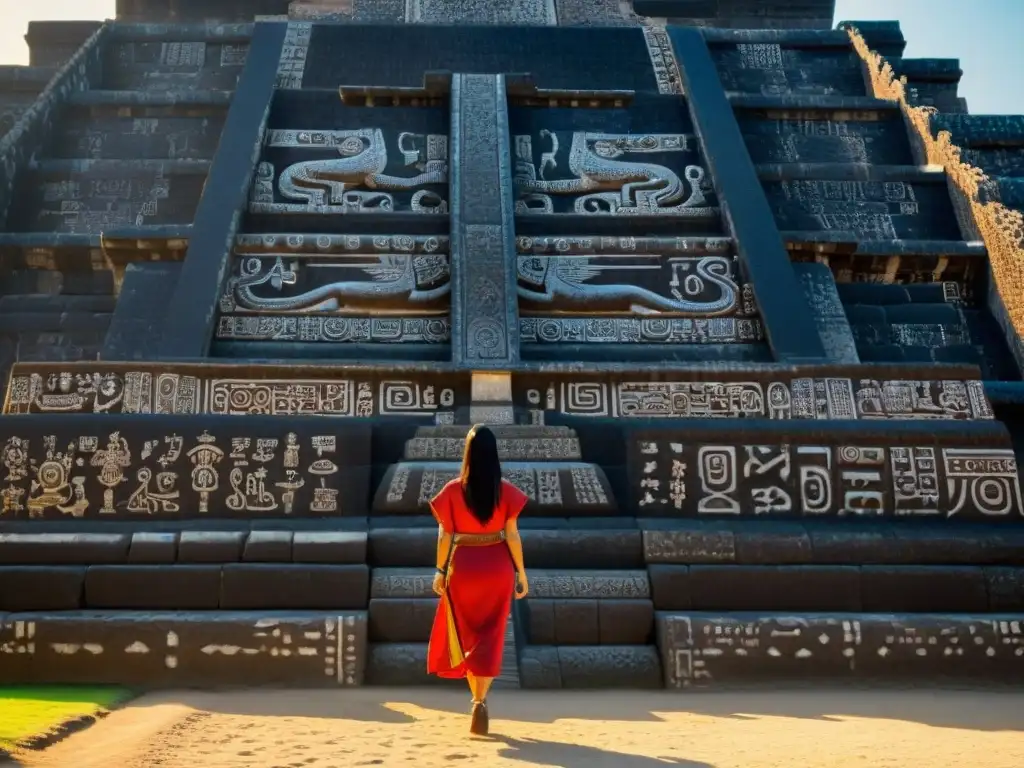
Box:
470 700 489 735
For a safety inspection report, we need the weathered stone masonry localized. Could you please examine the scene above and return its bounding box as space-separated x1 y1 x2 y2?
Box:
3 0 1024 689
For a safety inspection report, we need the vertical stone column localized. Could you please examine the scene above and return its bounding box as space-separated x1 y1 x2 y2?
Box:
157 22 287 358
668 27 829 363
794 262 860 364
449 74 520 424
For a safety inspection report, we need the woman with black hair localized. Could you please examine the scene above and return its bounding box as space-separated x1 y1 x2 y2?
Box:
426 425 530 736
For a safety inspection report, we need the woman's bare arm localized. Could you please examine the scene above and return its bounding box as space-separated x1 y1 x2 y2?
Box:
435 525 453 572
504 517 526 576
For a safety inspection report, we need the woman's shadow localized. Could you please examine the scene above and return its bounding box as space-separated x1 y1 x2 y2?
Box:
489 735 713 767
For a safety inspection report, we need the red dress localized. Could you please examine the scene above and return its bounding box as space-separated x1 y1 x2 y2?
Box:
426 478 529 679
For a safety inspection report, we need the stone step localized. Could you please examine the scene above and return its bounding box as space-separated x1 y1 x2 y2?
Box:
739 111 914 166
0 563 370 612
67 90 235 107
414 425 575 439
767 178 965 242
784 234 987 258
368 526 643 569
716 67 867 100
518 644 662 689
0 294 116 313
373 461 617 516
729 94 898 112
0 611 368 686
647 563 1023 613
100 39 250 92
0 66 55 138
29 159 213 176
50 107 227 161
7 165 206 235
0 530 368 565
656 612 1024 688
404 434 582 462
755 163 945 183
106 23 255 43
371 568 649 600
0 312 112 335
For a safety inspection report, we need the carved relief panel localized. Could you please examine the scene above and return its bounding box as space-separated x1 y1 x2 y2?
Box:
4 366 468 423
0 416 372 519
630 438 1022 520
507 99 756 346
513 374 995 421
509 104 718 220
216 234 451 344
515 235 762 344
249 128 449 216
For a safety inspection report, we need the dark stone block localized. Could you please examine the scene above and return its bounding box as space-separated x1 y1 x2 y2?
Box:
806 524 903 564
854 615 1024 680
102 263 183 360
523 599 556 644
860 566 989 612
0 566 85 611
368 598 436 642
648 564 691 610
732 522 812 564
0 415 373 519
367 528 435 567
84 565 221 610
292 532 367 563
599 599 655 645
366 643 458 686
521 529 643 569
519 645 562 689
552 599 599 645
688 566 862 611
890 526 1024 565
0 611 368 686
641 521 735 563
242 531 293 562
985 568 1024 611
127 532 178 564
556 646 662 688
177 532 246 563
0 533 130 564
220 564 369 610
657 612 858 687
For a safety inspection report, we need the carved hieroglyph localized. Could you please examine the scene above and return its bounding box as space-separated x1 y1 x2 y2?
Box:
635 440 1022 519
220 253 451 314
517 254 738 316
0 427 359 519
513 132 716 216
524 378 994 420
250 129 448 214
658 614 1024 688
0 614 367 686
4 372 460 421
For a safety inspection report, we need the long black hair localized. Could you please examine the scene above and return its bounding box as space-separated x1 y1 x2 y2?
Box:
460 425 502 524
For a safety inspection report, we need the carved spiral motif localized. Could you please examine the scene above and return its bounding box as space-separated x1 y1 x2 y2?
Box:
338 136 365 155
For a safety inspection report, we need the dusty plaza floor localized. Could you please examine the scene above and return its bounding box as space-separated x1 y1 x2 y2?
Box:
5 687 1024 767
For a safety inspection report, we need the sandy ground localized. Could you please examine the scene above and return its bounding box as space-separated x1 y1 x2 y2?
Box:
6 687 1024 768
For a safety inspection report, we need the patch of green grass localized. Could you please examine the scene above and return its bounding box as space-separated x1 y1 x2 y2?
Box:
0 686 133 749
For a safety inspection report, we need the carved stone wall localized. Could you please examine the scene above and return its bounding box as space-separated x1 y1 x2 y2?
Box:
514 372 994 421
0 415 373 519
4 364 468 420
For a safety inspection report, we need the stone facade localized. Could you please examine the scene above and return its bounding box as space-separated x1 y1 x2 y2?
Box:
3 0 1024 690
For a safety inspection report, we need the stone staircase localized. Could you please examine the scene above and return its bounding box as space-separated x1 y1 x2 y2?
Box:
366 424 660 687
707 25 1021 379
0 24 252 399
